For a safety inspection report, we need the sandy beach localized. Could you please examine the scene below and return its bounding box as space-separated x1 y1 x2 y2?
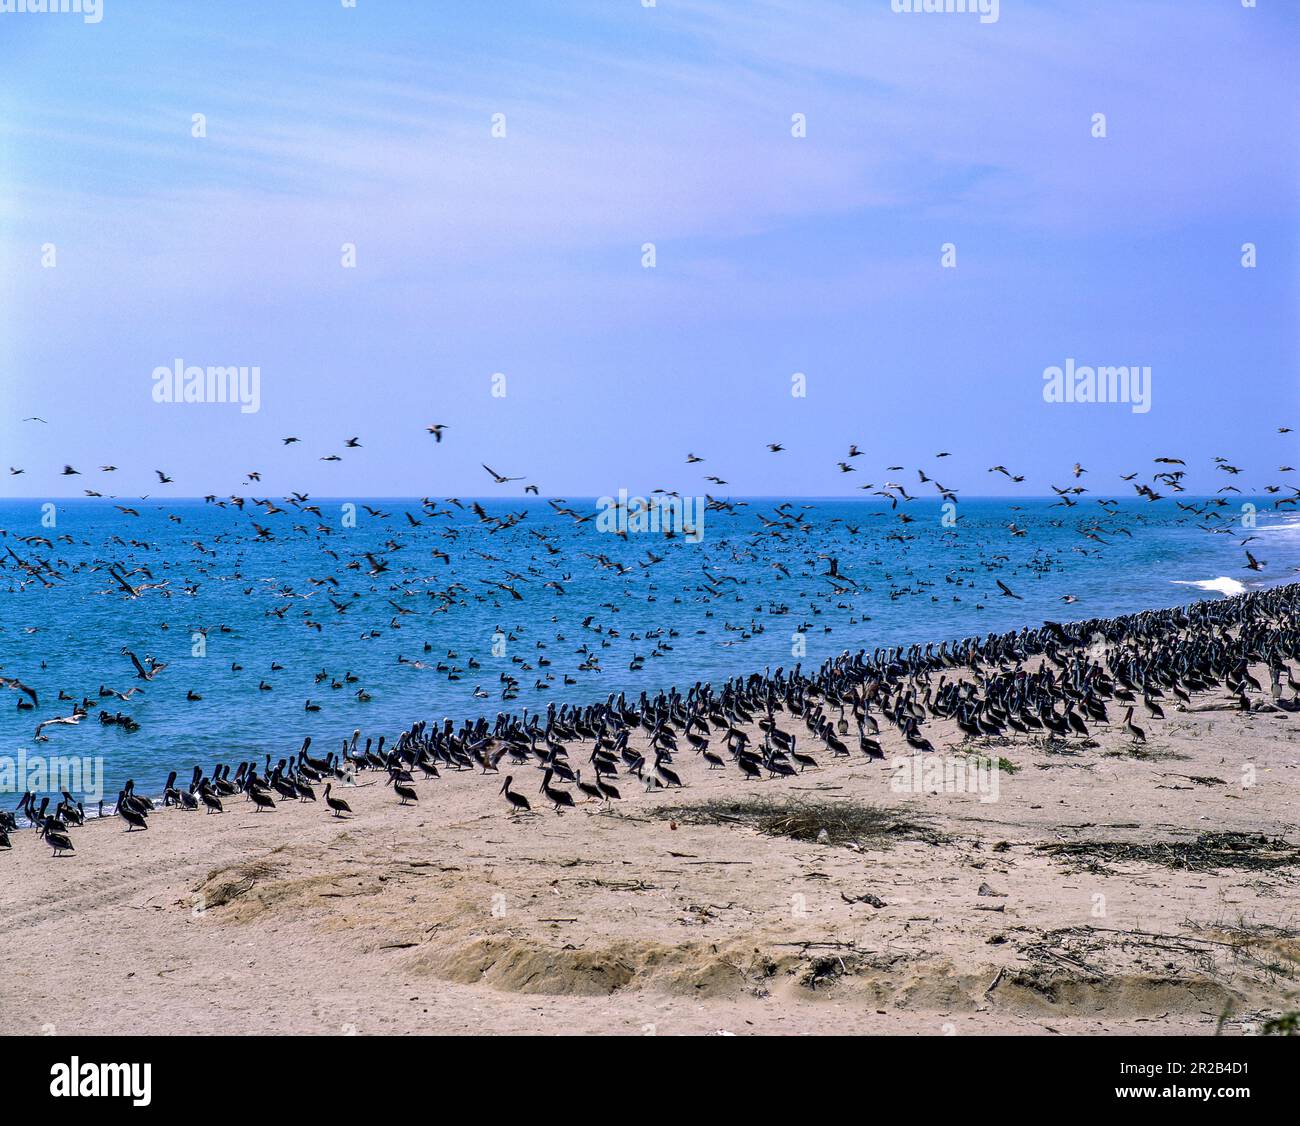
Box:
3 661 1297 1037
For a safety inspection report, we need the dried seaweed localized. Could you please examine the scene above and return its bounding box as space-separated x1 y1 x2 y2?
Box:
653 796 945 847
1039 832 1300 874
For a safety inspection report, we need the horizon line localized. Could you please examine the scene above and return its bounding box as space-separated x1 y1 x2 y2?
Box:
0 493 1287 505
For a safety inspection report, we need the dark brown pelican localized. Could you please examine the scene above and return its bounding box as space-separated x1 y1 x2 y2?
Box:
43 824 75 856
387 771 418 805
499 775 531 814
323 783 352 818
540 768 574 813
116 791 148 831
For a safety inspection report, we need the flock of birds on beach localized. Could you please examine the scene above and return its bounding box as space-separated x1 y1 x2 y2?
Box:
1 417 1299 856
4 581 1299 857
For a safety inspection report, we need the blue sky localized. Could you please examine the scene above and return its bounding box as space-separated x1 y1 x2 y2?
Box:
1 0 1297 499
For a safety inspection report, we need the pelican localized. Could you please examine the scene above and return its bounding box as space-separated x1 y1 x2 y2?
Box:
499 775 531 814
540 768 575 813
386 771 419 805
43 824 75 857
323 783 352 818
116 790 148 831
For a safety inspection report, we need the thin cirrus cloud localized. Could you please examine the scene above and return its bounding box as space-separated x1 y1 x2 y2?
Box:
0 0 1295 498
5 2 1290 266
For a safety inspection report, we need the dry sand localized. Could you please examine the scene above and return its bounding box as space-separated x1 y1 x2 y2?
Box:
3 681 1298 1036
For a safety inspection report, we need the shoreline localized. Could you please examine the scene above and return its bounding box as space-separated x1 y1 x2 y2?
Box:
7 579 1297 815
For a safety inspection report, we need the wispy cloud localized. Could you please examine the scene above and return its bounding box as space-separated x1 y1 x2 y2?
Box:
1 1 1295 498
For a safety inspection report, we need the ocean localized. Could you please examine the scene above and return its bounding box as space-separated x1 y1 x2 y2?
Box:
1 495 1297 804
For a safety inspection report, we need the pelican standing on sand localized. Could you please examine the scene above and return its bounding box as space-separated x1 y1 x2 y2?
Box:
540 767 575 813
387 770 419 805
43 824 75 856
116 790 149 831
323 783 352 817
499 775 531 815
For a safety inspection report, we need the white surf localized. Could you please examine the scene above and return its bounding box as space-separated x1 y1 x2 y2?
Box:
1171 576 1247 597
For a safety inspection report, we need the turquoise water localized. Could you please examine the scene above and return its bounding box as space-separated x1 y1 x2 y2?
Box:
1 496 1296 802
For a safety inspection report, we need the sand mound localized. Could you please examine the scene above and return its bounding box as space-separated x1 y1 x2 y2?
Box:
194 857 285 910
396 934 1248 1018
401 936 761 998
990 967 1242 1016
192 847 391 922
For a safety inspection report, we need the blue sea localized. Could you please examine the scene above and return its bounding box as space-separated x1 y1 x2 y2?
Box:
1 496 1297 804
